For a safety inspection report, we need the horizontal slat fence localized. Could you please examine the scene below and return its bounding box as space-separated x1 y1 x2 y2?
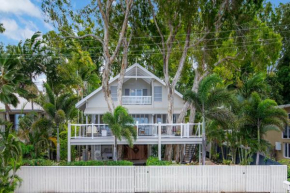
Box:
16 165 287 193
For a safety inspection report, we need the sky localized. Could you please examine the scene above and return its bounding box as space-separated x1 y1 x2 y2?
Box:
0 0 289 89
0 0 289 46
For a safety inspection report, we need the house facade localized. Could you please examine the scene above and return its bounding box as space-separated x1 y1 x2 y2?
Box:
69 63 202 162
264 104 290 161
0 94 43 131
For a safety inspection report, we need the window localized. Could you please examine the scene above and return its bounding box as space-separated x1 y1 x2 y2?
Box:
110 86 117 101
125 89 130 96
283 126 290 139
154 86 162 101
285 143 290 158
143 89 147 96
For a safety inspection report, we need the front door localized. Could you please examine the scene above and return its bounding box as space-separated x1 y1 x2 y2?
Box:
123 145 148 160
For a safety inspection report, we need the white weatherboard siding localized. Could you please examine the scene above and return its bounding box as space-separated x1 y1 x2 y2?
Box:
16 165 287 193
84 79 184 115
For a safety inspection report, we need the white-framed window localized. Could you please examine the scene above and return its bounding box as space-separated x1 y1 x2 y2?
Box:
154 86 162 101
124 89 148 96
110 86 117 101
284 143 290 158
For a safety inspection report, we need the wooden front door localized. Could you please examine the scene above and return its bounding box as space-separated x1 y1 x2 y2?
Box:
123 145 148 160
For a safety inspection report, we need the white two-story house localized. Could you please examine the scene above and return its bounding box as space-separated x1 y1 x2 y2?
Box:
68 63 202 162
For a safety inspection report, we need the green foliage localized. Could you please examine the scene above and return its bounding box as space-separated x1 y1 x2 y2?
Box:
22 159 57 166
103 106 137 160
63 160 133 166
0 122 22 192
0 23 4 33
146 157 171 166
279 159 290 180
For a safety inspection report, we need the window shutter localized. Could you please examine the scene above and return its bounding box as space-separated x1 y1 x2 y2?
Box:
154 86 162 101
110 86 117 101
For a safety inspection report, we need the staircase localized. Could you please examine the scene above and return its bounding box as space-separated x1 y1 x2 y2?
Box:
183 144 197 163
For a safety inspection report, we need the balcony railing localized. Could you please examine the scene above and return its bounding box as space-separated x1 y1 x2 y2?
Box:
68 122 201 139
122 96 152 105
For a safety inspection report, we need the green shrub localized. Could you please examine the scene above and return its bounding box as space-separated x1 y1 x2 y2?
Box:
22 159 57 166
279 159 290 180
62 160 133 166
146 156 171 166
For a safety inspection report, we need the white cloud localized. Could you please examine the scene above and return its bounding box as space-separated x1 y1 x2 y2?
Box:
0 0 42 19
1 18 35 41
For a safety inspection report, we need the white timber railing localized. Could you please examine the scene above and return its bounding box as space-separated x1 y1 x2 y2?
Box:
68 122 201 139
15 165 287 193
122 96 152 105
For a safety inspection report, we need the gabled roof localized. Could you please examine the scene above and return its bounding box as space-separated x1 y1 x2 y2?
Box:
75 63 183 109
0 94 43 112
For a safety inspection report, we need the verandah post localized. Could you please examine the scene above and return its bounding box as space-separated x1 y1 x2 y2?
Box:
68 123 71 162
158 122 161 161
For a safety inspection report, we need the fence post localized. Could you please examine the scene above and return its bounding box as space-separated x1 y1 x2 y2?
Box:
158 122 161 161
136 121 139 139
187 122 189 138
92 123 94 139
68 123 71 162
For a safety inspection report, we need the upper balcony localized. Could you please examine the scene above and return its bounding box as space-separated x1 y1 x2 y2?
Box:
68 122 202 146
122 96 152 105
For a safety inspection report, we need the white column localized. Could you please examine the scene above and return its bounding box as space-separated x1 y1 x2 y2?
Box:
68 123 71 162
152 80 154 107
98 114 100 124
158 122 161 160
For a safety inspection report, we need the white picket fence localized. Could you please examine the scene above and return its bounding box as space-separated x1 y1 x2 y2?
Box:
16 165 287 193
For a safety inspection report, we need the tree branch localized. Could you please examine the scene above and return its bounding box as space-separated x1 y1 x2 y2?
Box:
65 34 103 44
109 0 133 63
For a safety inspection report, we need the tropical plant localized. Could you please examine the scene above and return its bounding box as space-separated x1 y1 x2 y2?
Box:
0 121 22 192
102 106 137 161
184 74 236 165
37 83 78 161
243 92 288 165
0 51 27 121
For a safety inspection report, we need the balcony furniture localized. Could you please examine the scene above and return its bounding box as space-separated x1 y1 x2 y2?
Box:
101 129 107 137
86 126 98 137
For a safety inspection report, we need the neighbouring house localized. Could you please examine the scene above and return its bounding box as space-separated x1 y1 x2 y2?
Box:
68 63 202 162
264 104 290 161
0 94 43 131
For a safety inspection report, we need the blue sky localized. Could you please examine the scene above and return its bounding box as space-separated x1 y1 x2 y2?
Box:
0 0 289 46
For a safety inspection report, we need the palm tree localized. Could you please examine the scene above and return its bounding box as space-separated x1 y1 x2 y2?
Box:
0 51 27 121
243 92 288 165
0 121 22 192
37 83 78 161
184 74 236 165
102 106 137 161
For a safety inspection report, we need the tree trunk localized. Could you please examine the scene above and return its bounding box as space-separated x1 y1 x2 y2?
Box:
256 122 260 165
202 116 206 165
164 87 174 161
173 144 180 163
5 104 10 122
102 63 115 113
117 36 131 106
31 99 34 111
177 69 201 123
57 126 60 162
114 136 118 161
117 145 123 160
